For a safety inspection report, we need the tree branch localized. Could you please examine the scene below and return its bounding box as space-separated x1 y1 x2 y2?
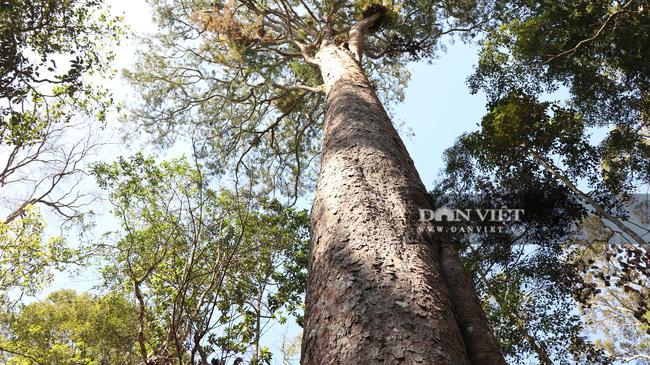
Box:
273 82 324 94
348 12 382 63
530 151 649 252
293 40 318 65
544 1 634 64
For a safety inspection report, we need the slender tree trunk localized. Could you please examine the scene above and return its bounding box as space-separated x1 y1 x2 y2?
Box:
301 43 505 364
134 280 149 364
252 284 264 365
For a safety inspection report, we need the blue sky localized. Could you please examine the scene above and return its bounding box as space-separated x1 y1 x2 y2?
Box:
398 45 486 190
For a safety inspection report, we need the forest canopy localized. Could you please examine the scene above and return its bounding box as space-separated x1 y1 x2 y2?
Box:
0 0 648 364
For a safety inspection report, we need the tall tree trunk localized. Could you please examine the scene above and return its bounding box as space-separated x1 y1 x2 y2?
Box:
301 43 505 364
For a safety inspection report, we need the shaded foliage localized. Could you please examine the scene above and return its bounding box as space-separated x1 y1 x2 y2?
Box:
436 0 650 362
434 143 609 364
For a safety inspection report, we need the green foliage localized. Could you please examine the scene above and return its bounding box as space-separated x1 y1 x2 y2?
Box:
93 154 309 363
0 206 76 307
126 0 493 198
0 290 139 365
457 91 598 190
0 0 123 145
600 124 650 195
437 1 650 362
469 0 650 195
471 1 650 106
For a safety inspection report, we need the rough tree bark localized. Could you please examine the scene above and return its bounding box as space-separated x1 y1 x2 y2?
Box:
301 17 506 364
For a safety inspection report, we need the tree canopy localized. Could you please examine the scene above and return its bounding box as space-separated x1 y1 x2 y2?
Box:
435 0 650 362
1 0 649 364
126 0 498 199
0 0 122 310
93 154 309 364
0 290 139 365
1 0 122 144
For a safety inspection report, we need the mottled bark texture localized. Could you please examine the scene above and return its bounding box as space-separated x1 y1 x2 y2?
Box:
440 242 507 365
300 41 506 364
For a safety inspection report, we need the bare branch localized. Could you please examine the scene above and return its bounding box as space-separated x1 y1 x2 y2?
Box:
1 121 100 225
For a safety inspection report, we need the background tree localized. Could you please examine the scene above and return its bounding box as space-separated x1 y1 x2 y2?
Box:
0 206 75 309
436 92 650 364
0 0 122 309
434 0 650 362
466 0 650 246
570 215 650 363
93 154 309 365
0 289 139 365
434 146 612 364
